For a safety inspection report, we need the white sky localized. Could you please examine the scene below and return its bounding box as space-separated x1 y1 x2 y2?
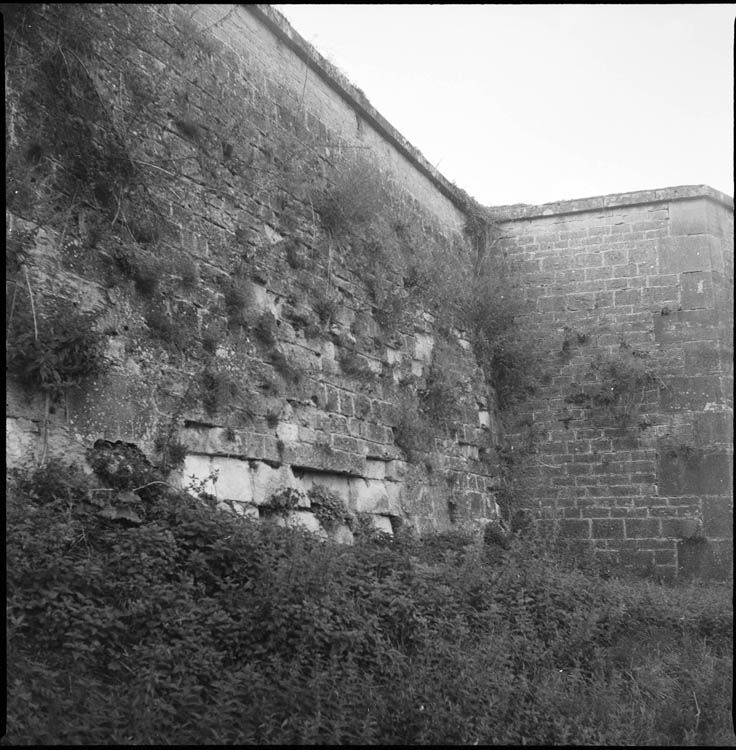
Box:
273 4 735 207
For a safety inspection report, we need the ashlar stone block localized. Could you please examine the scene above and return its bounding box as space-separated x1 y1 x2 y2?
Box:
349 477 401 514
251 462 298 505
298 471 351 501
276 510 328 538
660 235 718 274
668 198 708 237
370 514 394 535
414 333 434 363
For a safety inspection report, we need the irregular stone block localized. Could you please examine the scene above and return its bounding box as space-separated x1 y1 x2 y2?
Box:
331 523 355 545
6 417 40 467
217 500 259 519
385 347 402 366
209 456 254 503
251 462 297 505
181 454 221 497
349 478 401 515
365 458 387 480
66 372 157 444
385 460 407 481
298 470 351 501
276 510 327 538
370 514 393 535
276 421 299 443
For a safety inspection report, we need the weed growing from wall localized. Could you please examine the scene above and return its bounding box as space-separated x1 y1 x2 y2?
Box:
566 340 662 427
261 487 308 517
307 485 354 531
312 157 389 236
6 294 108 393
199 365 244 418
223 278 257 331
419 339 463 426
463 249 538 410
153 434 188 473
4 4 164 237
312 154 538 411
393 392 435 459
253 311 279 346
339 348 377 380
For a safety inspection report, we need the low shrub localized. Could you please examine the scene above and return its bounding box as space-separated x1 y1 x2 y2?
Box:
6 459 733 746
566 342 662 427
312 158 388 235
307 484 353 531
6 294 108 392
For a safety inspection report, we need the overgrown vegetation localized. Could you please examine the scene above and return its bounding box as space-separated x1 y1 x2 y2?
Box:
6 294 108 393
392 337 466 458
5 1 538 491
6 460 733 745
566 339 663 427
310 153 538 411
307 484 355 531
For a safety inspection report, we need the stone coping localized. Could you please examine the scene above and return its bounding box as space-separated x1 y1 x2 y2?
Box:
245 4 476 212
490 185 734 221
244 9 732 222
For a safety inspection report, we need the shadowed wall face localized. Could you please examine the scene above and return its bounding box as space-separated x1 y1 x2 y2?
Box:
5 3 502 538
494 187 733 579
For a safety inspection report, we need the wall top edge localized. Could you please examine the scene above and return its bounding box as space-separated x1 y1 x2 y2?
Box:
489 185 734 221
245 4 477 213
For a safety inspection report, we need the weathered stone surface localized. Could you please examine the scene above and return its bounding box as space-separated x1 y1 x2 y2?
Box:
668 198 709 237
277 510 328 538
370 515 394 535
348 478 402 515
660 235 720 274
364 458 387 480
298 470 351 500
184 455 252 502
330 523 355 545
250 463 298 506
414 333 434 363
495 188 732 577
4 5 731 580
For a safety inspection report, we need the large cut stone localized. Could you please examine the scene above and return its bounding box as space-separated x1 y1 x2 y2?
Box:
349 477 401 514
276 510 328 538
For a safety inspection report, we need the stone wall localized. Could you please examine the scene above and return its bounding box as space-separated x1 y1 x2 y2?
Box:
5 4 733 573
494 186 733 578
5 3 501 538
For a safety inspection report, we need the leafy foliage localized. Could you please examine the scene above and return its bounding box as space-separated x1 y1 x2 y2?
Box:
6 460 733 745
313 158 389 235
261 486 308 516
307 484 353 531
566 341 661 426
6 295 108 391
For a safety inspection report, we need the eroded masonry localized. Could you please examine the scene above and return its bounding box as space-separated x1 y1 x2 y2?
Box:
5 4 733 577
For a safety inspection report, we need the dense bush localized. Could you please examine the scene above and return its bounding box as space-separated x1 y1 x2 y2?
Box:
6 295 108 392
5 461 734 745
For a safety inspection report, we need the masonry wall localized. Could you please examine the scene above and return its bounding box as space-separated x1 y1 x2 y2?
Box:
494 186 733 578
5 4 501 538
6 4 732 574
